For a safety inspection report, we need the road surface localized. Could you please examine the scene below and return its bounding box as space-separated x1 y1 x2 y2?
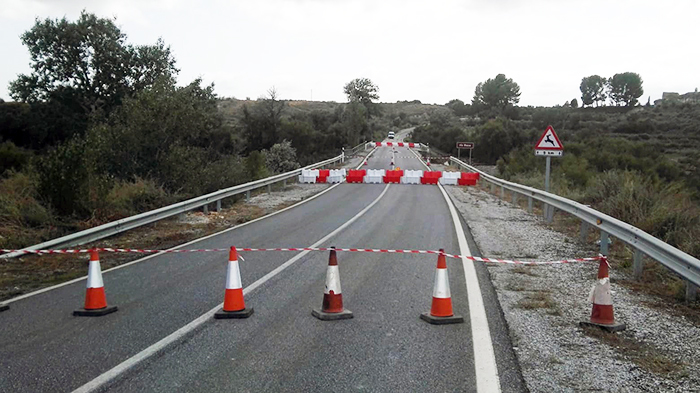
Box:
0 133 524 392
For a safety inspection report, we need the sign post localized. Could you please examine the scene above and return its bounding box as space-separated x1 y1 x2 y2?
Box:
456 142 475 165
534 126 564 223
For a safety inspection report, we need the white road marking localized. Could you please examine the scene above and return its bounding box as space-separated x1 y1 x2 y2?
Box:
5 158 372 305
410 148 501 392
72 183 392 393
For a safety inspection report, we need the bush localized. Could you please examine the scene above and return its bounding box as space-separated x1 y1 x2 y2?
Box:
98 178 175 221
0 141 31 175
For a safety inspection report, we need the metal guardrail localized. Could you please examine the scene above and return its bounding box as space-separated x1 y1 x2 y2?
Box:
450 156 700 288
2 154 344 258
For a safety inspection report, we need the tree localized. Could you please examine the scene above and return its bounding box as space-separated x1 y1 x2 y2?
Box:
446 99 471 116
472 74 521 112
579 75 607 107
570 98 579 108
9 11 177 117
264 140 300 174
343 78 379 117
241 87 285 153
608 72 644 106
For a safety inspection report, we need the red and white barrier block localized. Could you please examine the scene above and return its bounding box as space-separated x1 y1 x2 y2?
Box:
298 169 319 183
364 169 385 184
401 170 423 184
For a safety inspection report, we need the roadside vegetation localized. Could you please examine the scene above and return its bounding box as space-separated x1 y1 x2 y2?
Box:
0 12 429 251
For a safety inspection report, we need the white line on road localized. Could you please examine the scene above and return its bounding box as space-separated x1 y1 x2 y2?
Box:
409 147 501 392
72 183 392 393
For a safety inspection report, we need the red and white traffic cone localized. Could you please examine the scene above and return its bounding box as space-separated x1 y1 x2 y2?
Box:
580 255 626 332
426 157 431 166
312 247 353 320
420 249 464 324
215 247 253 319
73 249 118 316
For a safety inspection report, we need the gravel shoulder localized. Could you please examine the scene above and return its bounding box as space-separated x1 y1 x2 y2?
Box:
441 174 700 392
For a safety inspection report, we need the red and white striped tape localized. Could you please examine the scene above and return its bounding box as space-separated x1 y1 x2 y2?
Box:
1 247 601 265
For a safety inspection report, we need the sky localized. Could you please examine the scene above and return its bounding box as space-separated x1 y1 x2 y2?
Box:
1 0 698 106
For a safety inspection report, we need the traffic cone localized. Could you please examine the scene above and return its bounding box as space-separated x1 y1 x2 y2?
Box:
580 255 626 332
312 247 353 320
215 247 253 319
420 249 464 325
73 249 118 316
426 157 431 166
364 159 368 166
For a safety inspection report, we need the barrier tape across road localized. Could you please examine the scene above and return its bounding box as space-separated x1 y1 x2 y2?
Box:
0 247 602 265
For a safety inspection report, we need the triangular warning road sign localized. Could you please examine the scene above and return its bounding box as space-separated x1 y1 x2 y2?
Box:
535 125 563 150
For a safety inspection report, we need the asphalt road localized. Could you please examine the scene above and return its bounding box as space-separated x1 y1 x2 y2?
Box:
0 140 525 392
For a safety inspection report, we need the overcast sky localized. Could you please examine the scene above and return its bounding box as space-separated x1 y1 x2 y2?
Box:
1 0 698 106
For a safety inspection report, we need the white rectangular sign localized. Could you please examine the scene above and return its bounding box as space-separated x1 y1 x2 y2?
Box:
535 150 563 157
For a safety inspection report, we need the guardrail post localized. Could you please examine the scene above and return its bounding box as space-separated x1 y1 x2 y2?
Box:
580 221 589 243
512 191 517 205
267 184 271 194
500 186 505 199
246 190 250 203
546 206 555 223
527 196 533 213
283 179 287 188
599 231 610 255
203 204 209 215
216 200 222 212
490 183 495 194
686 281 698 302
633 249 644 280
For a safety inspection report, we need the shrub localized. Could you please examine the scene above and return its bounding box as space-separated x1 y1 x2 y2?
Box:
0 141 31 175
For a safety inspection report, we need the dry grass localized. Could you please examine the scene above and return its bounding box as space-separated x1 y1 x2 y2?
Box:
581 326 685 377
515 291 561 315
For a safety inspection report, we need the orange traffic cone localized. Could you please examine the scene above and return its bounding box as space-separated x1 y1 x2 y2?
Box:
215 247 253 319
420 249 464 324
580 255 625 332
312 247 353 320
73 249 118 316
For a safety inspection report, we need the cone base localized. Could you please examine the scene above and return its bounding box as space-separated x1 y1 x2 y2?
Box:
0 303 9 312
73 305 118 317
215 307 254 319
579 320 626 332
312 308 353 321
420 312 464 325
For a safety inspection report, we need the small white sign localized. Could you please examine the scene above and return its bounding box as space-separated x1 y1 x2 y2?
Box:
535 150 563 157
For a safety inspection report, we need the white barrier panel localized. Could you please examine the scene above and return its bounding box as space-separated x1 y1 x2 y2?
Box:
298 169 319 184
364 169 385 184
439 171 461 185
327 169 346 183
401 169 423 184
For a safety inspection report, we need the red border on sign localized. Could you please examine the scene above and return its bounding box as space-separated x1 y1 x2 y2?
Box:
534 125 563 151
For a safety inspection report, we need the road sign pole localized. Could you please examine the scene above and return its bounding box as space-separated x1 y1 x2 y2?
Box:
544 156 551 221
458 148 461 160
469 148 472 166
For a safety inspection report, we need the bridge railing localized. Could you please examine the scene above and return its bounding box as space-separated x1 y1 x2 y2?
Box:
2 154 344 258
450 156 700 296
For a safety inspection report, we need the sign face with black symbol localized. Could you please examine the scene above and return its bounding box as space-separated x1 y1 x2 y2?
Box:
534 126 563 156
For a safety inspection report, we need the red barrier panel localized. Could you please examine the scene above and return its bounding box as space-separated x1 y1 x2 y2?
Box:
458 178 477 186
382 169 403 184
347 169 366 183
420 171 442 185
398 142 404 147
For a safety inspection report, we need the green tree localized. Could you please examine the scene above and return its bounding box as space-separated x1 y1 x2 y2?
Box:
241 88 285 153
343 78 379 117
9 11 177 117
472 74 521 113
264 140 300 174
571 98 579 108
580 75 607 107
446 99 471 116
608 72 644 106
